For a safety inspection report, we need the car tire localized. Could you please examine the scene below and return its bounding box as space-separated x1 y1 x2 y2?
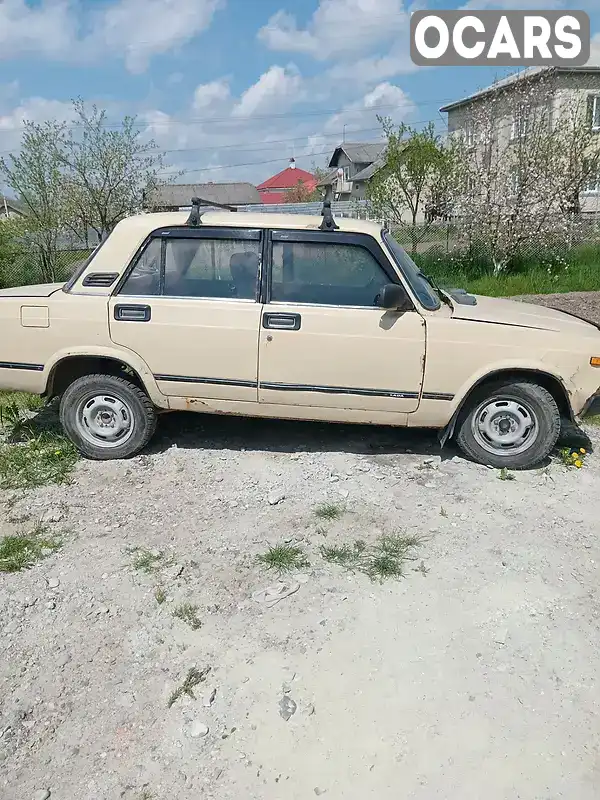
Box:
455 380 561 470
60 374 157 460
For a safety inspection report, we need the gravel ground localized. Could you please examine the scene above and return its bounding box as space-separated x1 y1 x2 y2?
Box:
513 291 600 326
1 412 600 800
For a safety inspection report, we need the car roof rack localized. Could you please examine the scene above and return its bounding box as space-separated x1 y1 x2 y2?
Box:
319 200 339 231
186 196 239 226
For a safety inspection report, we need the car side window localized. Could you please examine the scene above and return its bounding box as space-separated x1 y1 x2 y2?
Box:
271 240 389 307
119 238 161 296
163 238 260 299
119 236 261 300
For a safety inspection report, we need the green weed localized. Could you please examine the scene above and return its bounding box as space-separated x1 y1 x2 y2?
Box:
0 433 78 490
320 533 422 583
314 502 344 521
173 603 202 630
0 521 62 572
167 666 211 708
257 544 309 573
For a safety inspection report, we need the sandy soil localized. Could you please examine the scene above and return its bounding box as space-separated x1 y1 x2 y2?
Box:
1 413 599 800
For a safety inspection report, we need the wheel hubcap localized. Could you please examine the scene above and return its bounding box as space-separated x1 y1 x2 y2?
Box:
472 398 538 456
76 394 134 448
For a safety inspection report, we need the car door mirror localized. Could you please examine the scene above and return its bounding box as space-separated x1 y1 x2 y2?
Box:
378 284 412 311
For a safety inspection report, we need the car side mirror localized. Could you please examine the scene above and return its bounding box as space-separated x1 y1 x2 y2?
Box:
378 283 412 311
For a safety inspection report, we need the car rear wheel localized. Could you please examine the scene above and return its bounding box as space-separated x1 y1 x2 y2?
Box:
455 380 561 469
60 374 157 460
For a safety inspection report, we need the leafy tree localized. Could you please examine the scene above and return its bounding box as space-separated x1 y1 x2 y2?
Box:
285 177 321 203
0 121 69 282
366 118 454 255
58 99 169 239
0 218 26 289
451 72 600 273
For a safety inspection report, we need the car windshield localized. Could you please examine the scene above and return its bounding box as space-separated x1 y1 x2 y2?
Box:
382 230 440 311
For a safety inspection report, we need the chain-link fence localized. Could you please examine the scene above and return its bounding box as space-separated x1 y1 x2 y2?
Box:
2 211 600 290
0 245 92 289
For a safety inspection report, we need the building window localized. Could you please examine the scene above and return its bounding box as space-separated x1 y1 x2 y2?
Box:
510 105 528 141
465 119 475 147
589 96 600 132
342 166 351 182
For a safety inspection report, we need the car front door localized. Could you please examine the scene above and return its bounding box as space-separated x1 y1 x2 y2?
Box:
258 230 426 414
109 227 263 401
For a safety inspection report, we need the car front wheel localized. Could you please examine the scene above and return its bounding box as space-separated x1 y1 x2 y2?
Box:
455 380 561 470
59 374 157 460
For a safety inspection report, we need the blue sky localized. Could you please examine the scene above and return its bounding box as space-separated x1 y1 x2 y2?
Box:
0 0 599 187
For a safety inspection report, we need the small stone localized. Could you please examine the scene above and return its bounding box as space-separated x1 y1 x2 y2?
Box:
279 695 297 721
314 789 326 796
189 721 209 738
338 489 349 499
493 628 508 645
424 482 436 489
267 492 285 506
203 688 217 707
46 578 60 589
164 564 184 580
46 601 56 610
42 508 63 524
96 606 110 615
33 791 50 800
329 476 339 483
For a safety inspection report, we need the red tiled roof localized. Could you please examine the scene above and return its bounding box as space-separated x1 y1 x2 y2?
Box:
259 192 288 204
257 166 317 191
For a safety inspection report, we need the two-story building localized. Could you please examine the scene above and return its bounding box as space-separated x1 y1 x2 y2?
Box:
440 65 600 214
318 142 385 202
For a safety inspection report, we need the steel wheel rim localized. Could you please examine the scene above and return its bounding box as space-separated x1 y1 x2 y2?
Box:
75 393 134 449
471 397 539 456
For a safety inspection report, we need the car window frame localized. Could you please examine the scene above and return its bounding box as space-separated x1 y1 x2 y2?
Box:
113 226 264 302
264 229 415 311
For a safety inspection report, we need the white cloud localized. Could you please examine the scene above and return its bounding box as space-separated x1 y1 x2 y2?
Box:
0 0 224 74
232 65 303 118
90 0 224 74
0 0 77 60
327 49 417 85
258 0 408 61
0 96 78 157
193 79 231 113
324 82 415 134
461 0 564 7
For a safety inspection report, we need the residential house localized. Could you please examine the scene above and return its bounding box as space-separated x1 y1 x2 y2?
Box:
318 142 385 201
0 194 25 220
147 182 261 211
257 159 317 204
440 65 600 214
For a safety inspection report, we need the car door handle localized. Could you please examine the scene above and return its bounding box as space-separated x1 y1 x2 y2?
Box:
262 312 301 331
114 304 151 322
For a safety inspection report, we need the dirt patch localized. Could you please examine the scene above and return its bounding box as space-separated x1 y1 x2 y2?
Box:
1 414 600 799
511 290 600 326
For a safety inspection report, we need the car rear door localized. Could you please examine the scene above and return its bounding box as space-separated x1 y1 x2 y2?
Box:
257 230 426 415
109 226 263 401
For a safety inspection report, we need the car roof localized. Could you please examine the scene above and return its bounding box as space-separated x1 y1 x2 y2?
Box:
115 211 384 238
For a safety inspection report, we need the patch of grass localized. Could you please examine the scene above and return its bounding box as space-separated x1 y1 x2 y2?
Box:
584 415 600 427
173 602 202 630
0 433 78 490
257 544 309 573
154 587 166 605
130 547 167 574
314 502 344 521
0 390 43 413
498 468 515 481
0 521 62 572
167 666 211 708
320 533 422 583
